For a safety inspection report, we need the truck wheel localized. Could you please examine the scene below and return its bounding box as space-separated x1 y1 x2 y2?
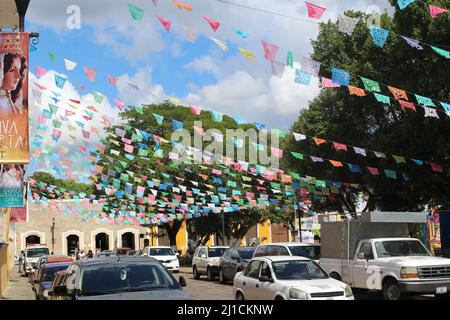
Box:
383 279 402 300
329 272 342 281
193 266 200 280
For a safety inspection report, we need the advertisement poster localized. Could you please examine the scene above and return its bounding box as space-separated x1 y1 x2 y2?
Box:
0 32 30 163
9 182 28 221
0 164 24 207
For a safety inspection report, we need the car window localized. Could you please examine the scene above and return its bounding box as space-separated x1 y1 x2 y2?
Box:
237 248 256 260
272 260 328 280
266 246 279 256
244 261 261 279
80 263 180 295
288 245 321 260
253 246 267 258
149 248 175 256
276 246 290 256
222 249 230 259
208 248 227 258
41 265 70 282
260 262 272 279
359 242 374 260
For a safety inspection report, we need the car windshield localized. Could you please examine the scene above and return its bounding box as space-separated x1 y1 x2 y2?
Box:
27 248 50 258
208 248 227 258
149 248 175 256
272 260 328 280
98 252 118 257
41 265 70 282
375 240 430 258
80 263 180 296
237 248 256 260
288 245 321 260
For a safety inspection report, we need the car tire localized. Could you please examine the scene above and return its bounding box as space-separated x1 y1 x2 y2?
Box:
383 279 402 301
193 266 200 280
236 291 245 301
207 267 215 281
275 296 285 300
219 268 227 284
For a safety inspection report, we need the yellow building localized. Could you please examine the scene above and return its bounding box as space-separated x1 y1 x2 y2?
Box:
0 208 11 298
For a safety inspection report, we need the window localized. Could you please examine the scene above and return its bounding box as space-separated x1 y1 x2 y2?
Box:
266 246 278 256
358 243 374 260
288 245 321 260
272 261 328 280
222 249 230 259
253 246 267 257
276 246 290 256
149 248 175 256
208 248 227 258
374 240 430 258
237 248 256 260
260 262 272 279
244 261 261 279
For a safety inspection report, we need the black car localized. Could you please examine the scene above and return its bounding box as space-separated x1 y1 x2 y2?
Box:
48 256 192 300
33 261 72 300
218 247 256 284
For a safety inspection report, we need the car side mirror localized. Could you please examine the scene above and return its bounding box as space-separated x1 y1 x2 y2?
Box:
53 285 68 296
200 254 207 259
179 276 187 287
176 253 180 257
357 253 365 260
259 276 274 283
48 291 54 296
33 279 40 284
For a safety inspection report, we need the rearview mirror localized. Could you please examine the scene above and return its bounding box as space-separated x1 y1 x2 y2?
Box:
356 253 365 260
179 276 187 287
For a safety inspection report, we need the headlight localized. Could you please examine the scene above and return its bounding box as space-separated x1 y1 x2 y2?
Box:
400 267 418 279
345 285 353 297
289 288 309 300
42 290 49 298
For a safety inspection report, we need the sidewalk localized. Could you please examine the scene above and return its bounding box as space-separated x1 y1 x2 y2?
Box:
1 266 35 300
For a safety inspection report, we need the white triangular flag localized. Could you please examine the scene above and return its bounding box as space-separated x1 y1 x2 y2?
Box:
209 36 228 52
64 58 77 71
293 132 307 141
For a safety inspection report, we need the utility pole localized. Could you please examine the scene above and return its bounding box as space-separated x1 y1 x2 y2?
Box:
15 0 30 32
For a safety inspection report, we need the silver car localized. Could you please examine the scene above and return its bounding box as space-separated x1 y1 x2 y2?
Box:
192 246 228 281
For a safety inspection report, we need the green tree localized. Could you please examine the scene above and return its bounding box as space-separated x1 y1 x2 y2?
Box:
282 2 450 212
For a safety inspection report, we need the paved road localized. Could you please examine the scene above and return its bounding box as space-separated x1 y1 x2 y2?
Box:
1 266 35 300
179 267 234 300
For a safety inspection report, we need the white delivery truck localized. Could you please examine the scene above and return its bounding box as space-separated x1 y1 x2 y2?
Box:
24 244 50 275
320 212 450 300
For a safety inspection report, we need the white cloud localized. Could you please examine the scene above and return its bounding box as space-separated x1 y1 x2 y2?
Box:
183 55 221 77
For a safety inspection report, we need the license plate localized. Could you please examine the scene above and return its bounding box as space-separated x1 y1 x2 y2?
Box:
436 287 447 294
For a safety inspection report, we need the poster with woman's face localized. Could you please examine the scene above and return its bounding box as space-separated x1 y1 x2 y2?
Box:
0 164 25 207
0 32 30 163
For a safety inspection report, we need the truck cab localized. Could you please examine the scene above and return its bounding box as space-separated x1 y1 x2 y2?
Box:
319 212 450 300
24 244 50 275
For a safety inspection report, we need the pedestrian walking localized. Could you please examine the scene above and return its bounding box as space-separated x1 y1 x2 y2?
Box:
18 250 24 273
87 250 94 258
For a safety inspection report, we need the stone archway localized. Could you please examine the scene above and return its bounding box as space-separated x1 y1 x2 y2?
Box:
21 231 46 251
66 235 79 257
117 228 139 250
62 230 84 256
91 229 114 252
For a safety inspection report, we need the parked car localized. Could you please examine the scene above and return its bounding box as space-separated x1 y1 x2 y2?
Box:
24 244 50 275
30 255 72 284
48 270 68 301
218 247 256 284
233 256 354 300
192 246 229 281
48 256 192 300
143 246 180 273
32 261 72 300
115 248 132 255
126 250 143 256
253 243 321 262
96 250 119 258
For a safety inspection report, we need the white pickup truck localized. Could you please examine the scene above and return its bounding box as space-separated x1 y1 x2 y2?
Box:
319 212 450 300
24 244 50 275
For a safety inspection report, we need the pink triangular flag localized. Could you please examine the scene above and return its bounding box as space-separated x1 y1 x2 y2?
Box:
114 99 125 111
261 40 279 61
157 16 171 32
203 16 220 32
36 66 47 77
305 2 326 19
429 5 448 18
84 67 97 81
322 77 340 88
107 75 119 86
190 104 202 115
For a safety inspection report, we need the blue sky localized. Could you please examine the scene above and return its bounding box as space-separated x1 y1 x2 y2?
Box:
22 0 395 180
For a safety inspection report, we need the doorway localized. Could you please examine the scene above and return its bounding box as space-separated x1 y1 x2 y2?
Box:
25 235 40 246
121 232 135 250
95 233 109 251
67 235 79 256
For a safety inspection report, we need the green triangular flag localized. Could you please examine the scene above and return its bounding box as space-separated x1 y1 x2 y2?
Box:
287 51 294 68
48 52 57 62
128 3 145 21
431 46 450 59
135 106 144 114
291 152 304 160
392 155 406 164
152 113 164 125
48 103 59 114
92 92 104 104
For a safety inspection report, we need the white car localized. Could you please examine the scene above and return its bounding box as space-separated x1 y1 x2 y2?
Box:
192 246 229 281
143 246 180 273
24 245 50 275
253 243 321 263
233 256 354 300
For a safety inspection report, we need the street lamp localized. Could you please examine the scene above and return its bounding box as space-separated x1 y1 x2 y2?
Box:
51 218 55 254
